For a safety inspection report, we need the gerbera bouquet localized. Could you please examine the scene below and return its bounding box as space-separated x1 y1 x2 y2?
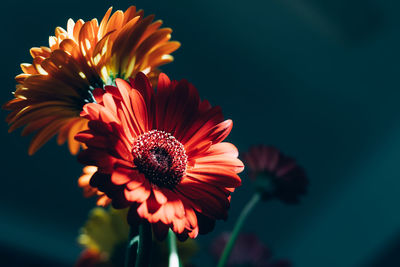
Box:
4 5 308 267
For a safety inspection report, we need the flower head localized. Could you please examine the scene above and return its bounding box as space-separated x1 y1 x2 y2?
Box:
211 232 292 267
78 166 111 207
242 145 308 204
78 207 129 257
4 6 180 155
76 72 243 239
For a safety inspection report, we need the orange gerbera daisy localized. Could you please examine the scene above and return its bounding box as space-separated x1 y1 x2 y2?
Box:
78 166 111 207
76 73 243 240
3 6 180 155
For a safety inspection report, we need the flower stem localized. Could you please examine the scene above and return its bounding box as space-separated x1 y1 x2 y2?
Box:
168 229 181 267
217 192 261 267
134 221 152 267
124 228 139 267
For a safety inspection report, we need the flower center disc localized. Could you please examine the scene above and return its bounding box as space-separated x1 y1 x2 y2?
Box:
132 130 188 189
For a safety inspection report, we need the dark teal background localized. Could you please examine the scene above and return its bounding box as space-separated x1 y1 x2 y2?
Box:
1 0 400 266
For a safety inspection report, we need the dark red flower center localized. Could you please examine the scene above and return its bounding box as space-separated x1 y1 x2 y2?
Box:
132 130 187 188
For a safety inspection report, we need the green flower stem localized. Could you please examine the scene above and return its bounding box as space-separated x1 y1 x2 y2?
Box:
168 229 181 267
124 228 138 267
134 221 153 267
217 192 261 267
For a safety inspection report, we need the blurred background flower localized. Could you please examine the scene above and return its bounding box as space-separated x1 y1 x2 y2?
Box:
78 208 129 257
242 145 308 204
75 249 112 267
76 207 198 267
211 232 291 267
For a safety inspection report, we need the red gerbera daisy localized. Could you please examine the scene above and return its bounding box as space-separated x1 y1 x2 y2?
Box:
76 72 243 239
242 145 308 204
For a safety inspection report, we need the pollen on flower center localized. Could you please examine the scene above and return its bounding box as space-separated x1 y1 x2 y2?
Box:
132 130 187 188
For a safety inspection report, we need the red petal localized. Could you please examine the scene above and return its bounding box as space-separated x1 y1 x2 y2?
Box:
126 173 145 190
111 167 134 185
184 120 232 155
92 88 105 103
202 142 239 158
157 73 171 91
186 167 241 188
194 155 244 173
177 181 230 219
153 188 168 204
129 89 148 133
77 148 117 172
124 182 150 202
